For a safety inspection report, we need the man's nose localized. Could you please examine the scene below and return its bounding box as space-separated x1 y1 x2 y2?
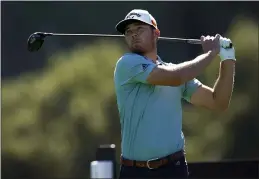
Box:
131 32 138 39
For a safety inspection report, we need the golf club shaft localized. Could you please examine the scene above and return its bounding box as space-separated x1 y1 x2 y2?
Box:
43 32 201 45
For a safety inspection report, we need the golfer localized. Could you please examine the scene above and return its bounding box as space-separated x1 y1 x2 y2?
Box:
114 9 235 178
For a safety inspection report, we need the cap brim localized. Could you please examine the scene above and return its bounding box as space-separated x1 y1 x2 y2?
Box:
115 19 149 34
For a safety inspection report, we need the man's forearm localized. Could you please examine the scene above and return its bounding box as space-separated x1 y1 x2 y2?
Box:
213 60 235 110
172 51 216 84
147 51 218 86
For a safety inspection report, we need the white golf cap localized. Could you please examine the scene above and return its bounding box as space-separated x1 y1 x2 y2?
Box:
115 9 158 34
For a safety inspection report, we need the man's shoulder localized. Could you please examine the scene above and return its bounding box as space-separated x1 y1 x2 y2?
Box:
117 53 143 63
115 53 146 70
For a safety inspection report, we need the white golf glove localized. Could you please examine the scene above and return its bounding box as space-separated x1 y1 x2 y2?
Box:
219 37 236 62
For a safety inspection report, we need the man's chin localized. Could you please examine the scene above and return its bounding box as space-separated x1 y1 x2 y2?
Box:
130 47 145 54
132 49 144 54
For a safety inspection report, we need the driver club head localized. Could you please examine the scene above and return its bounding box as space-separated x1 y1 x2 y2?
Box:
27 32 51 52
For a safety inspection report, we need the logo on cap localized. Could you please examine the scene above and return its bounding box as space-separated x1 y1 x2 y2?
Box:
126 12 141 19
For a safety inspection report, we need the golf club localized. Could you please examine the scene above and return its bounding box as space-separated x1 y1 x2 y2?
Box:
27 32 232 52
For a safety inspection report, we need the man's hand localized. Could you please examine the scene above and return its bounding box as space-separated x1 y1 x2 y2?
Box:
200 34 221 56
219 37 236 61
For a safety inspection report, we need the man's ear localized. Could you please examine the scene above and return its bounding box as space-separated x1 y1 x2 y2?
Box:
153 29 160 42
155 29 160 37
153 29 160 39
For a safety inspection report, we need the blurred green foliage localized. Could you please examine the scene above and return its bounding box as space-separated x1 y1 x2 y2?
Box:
2 17 258 178
2 40 124 178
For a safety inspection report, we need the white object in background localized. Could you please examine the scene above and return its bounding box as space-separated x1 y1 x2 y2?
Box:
90 161 113 179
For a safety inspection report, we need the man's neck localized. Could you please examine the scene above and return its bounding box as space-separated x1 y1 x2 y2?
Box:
143 51 158 63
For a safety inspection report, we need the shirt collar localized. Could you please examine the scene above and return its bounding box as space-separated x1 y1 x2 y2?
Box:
126 52 163 64
156 55 163 65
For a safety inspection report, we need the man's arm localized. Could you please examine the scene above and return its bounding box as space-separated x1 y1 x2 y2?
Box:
147 35 220 86
190 60 235 111
147 51 217 86
189 36 236 111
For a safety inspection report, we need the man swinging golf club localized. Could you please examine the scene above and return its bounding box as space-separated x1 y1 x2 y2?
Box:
114 9 235 178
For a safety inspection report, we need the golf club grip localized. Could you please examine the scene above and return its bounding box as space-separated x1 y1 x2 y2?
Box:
159 36 233 47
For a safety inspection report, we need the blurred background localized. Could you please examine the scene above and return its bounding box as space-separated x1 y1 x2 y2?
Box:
2 1 258 179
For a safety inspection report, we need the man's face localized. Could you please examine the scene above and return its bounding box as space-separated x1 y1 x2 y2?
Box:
124 22 157 54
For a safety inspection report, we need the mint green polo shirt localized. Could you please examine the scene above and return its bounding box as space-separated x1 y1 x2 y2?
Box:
114 53 202 160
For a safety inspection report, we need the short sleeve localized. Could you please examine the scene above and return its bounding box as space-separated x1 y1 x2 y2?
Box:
115 54 157 85
182 78 202 102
